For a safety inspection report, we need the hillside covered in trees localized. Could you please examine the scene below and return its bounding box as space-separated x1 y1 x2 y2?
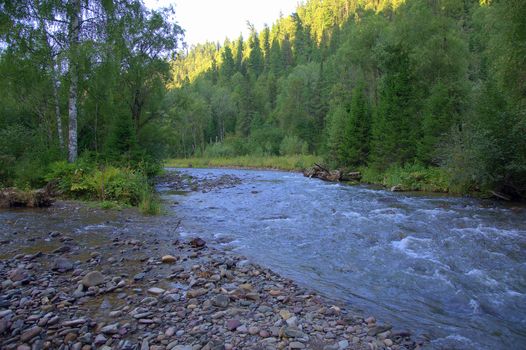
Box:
165 0 525 200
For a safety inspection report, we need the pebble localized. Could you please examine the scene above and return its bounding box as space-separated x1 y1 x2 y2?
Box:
212 294 230 308
20 326 42 342
162 255 177 263
226 319 241 331
100 323 119 334
8 268 28 281
81 271 104 287
148 287 165 295
94 334 107 345
0 202 419 350
186 288 207 298
53 257 74 271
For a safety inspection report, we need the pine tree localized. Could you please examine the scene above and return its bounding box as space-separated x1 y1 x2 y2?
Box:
347 83 371 166
371 44 417 169
247 28 263 78
219 44 235 82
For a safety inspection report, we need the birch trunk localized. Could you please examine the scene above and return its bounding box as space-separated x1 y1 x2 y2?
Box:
68 0 80 163
51 64 64 151
36 7 64 152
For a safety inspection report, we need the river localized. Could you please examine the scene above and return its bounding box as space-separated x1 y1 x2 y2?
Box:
160 168 526 350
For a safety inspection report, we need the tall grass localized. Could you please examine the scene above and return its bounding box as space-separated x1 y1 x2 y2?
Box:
165 154 322 171
138 188 162 215
360 164 450 193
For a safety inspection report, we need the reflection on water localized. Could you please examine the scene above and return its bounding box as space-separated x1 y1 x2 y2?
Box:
163 168 526 350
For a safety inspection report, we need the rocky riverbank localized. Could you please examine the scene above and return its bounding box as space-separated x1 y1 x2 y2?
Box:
0 199 421 350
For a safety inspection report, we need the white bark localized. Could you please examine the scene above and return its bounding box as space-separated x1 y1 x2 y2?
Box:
51 64 64 151
68 0 80 163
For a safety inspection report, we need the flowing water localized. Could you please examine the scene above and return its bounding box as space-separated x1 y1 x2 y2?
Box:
160 168 526 350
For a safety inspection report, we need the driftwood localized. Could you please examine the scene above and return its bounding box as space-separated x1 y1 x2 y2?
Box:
490 190 511 201
341 171 362 181
0 187 54 208
303 164 361 183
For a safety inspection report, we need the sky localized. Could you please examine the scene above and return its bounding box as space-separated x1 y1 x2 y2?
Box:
144 0 300 47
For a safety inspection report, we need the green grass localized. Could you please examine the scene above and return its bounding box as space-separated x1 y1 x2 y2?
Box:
165 154 322 172
138 189 163 215
360 163 450 193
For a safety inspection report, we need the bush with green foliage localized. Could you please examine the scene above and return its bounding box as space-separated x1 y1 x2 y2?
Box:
361 164 450 193
45 160 160 211
280 135 308 156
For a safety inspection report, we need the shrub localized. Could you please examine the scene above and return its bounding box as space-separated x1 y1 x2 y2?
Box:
362 163 450 192
204 142 237 158
280 135 308 156
46 160 157 207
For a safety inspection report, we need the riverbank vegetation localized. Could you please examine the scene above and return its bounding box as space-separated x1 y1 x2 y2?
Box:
164 0 526 201
166 155 321 171
1 0 525 202
0 0 183 211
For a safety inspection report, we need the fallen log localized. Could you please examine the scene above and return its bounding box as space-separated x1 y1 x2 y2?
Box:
341 171 362 181
490 190 511 201
0 187 54 208
303 164 334 181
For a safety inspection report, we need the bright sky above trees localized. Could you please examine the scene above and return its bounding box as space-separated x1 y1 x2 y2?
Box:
144 0 299 47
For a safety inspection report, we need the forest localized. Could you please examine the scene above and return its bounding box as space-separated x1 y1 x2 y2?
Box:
1 0 525 202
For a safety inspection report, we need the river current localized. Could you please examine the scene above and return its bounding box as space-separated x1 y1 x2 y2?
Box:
160 168 526 350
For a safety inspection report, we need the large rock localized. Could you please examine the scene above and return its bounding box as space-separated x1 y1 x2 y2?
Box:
81 271 104 287
161 255 177 263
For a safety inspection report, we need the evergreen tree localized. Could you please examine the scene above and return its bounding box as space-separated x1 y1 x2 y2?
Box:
347 83 371 166
247 26 264 78
219 44 235 82
371 44 417 169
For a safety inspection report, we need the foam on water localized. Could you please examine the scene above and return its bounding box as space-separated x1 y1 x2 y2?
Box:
168 168 526 350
